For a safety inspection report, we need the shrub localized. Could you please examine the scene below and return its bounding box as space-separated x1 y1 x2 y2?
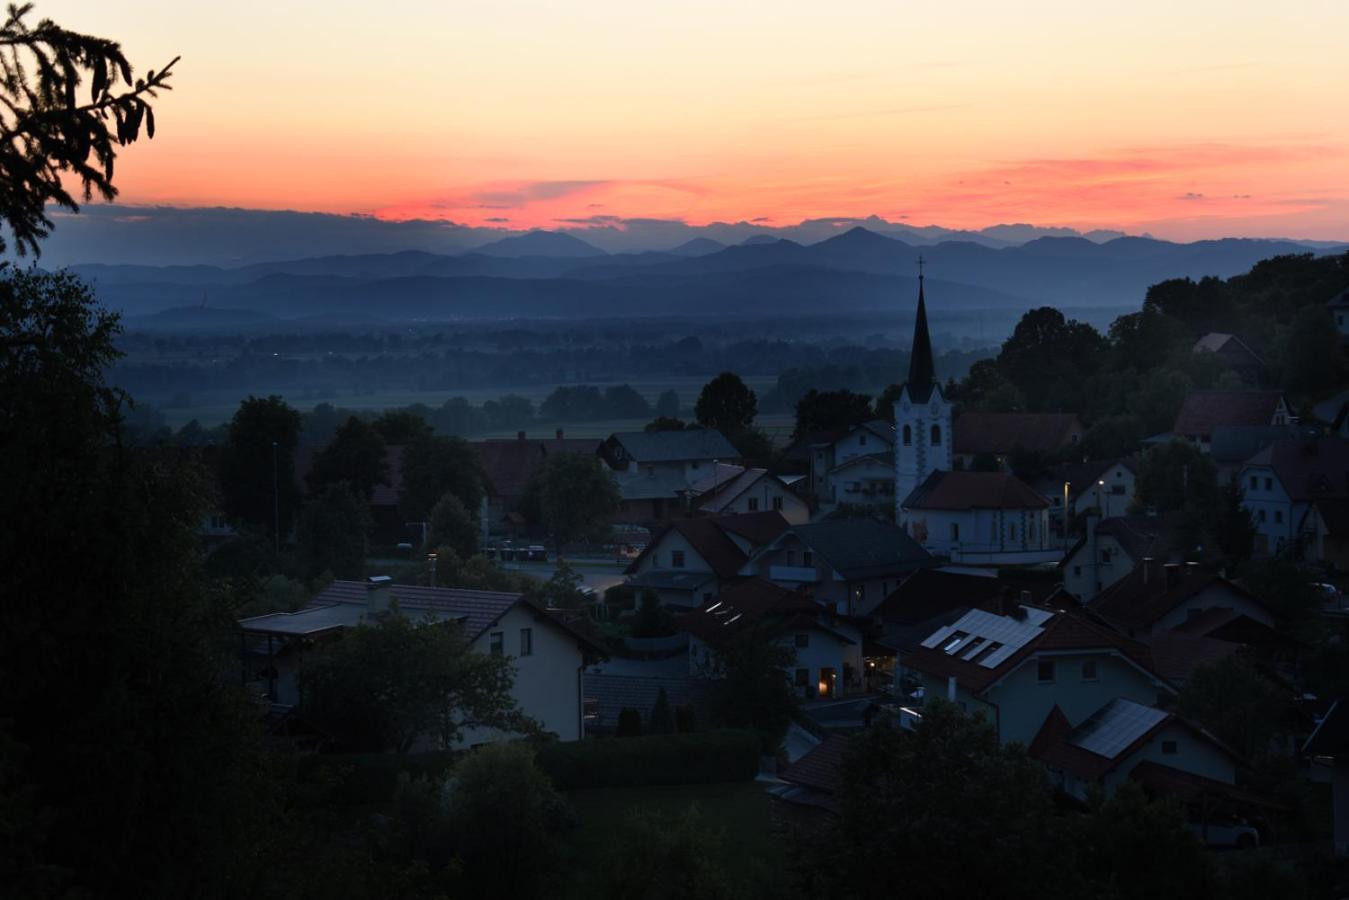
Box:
675 704 697 734
650 688 675 735
617 707 643 737
535 730 760 789
296 750 459 806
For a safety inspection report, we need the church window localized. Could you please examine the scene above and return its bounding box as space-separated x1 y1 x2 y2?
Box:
931 425 942 445
902 425 912 446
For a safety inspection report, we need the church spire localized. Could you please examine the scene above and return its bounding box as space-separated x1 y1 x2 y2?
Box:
907 255 935 399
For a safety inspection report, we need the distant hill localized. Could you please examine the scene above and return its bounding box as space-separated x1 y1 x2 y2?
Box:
668 237 726 257
470 230 607 258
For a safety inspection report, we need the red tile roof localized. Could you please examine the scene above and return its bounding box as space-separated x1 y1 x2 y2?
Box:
1172 390 1285 439
1244 438 1349 503
626 512 790 579
779 734 853 796
680 578 848 646
952 412 1083 456
1088 562 1263 631
472 437 601 501
902 470 1048 511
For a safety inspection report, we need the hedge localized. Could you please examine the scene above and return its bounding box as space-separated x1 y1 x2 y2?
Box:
296 749 460 806
534 729 760 790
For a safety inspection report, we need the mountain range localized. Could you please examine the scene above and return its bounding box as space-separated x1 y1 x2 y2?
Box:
77 225 1345 326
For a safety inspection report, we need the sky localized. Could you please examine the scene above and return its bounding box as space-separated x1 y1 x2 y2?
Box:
44 0 1349 241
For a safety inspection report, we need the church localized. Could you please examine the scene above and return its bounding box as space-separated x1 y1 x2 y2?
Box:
894 267 1059 566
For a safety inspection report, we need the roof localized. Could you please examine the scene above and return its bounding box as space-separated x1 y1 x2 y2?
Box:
1310 498 1349 536
1208 424 1320 464
1061 513 1185 569
902 469 1048 511
779 733 852 796
901 605 1164 696
829 451 895 474
873 567 1005 627
680 577 846 646
626 569 719 592
693 466 799 514
905 277 937 404
1035 458 1135 501
1304 700 1349 757
1242 438 1349 502
1147 629 1241 684
1327 287 1349 309
473 436 600 500
1030 699 1173 781
787 518 935 579
952 412 1083 456
626 511 790 579
1192 332 1264 365
614 468 693 501
606 429 740 463
1172 390 1286 439
1088 562 1261 630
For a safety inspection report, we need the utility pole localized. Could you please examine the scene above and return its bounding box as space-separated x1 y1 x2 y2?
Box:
272 440 280 555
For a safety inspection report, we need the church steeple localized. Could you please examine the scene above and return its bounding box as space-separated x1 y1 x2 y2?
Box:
906 256 935 401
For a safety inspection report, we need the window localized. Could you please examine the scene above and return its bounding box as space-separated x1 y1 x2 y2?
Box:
803 551 814 567
786 549 796 565
1110 484 1125 495
1161 740 1178 755
1100 548 1113 564
1264 477 1272 491
519 628 533 656
902 425 912 446
1258 510 1267 523
1249 475 1258 490
1037 660 1056 683
1274 510 1283 524
795 633 810 648
931 424 942 445
1073 565 1082 577
859 434 867 446
489 632 504 656
747 497 760 511
1081 660 1098 681
950 522 960 541
772 496 784 511
671 550 685 568
795 668 809 687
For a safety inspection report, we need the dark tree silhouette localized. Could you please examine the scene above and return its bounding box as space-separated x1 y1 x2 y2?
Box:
695 371 757 434
0 3 178 255
220 395 303 539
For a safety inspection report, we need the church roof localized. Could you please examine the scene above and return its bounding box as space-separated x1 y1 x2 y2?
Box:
904 273 937 404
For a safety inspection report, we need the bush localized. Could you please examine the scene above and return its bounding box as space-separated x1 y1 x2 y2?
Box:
617 707 643 737
296 750 460 806
675 704 697 734
535 730 760 789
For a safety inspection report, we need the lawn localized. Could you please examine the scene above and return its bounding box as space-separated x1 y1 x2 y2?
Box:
556 781 786 897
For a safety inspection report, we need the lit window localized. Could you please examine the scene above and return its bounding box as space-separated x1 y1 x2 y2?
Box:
519 628 533 656
1036 660 1055 683
1081 660 1098 681
489 632 504 656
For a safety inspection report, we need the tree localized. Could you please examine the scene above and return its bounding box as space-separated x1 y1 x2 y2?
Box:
593 806 737 900
632 589 669 638
1177 655 1291 761
481 393 534 431
792 388 873 438
708 624 798 753
654 389 681 418
528 453 620 552
644 416 687 432
1133 439 1217 515
1077 782 1217 900
873 383 902 422
1212 477 1256 563
1 268 276 896
731 425 774 465
220 394 304 539
306 415 388 501
695 371 757 434
649 687 675 735
995 306 1107 412
398 433 485 523
532 560 589 610
1279 304 1341 394
299 615 534 752
427 491 478 558
295 482 370 580
372 409 434 445
0 4 178 256
604 383 652 419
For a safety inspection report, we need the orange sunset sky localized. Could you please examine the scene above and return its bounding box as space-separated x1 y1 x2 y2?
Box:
47 0 1349 240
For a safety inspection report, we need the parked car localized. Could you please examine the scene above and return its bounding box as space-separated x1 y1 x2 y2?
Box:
1187 815 1260 849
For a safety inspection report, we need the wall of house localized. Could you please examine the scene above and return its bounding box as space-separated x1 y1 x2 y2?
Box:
1062 534 1134 601
987 651 1170 746
690 626 861 698
719 478 810 524
834 428 892 467
1149 583 1275 634
1071 465 1135 520
463 604 586 744
903 507 1050 558
746 533 905 616
1240 464 1297 554
631 531 712 575
1100 720 1238 794
826 457 896 507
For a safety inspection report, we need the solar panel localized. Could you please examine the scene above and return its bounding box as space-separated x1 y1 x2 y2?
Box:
921 625 956 649
1070 698 1169 758
916 606 1051 669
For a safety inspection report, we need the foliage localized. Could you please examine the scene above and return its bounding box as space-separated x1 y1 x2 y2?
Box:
632 589 670 637
220 394 304 538
539 383 652 421
480 393 535 431
1077 781 1217 900
427 490 478 558
532 560 589 609
731 425 774 465
0 3 177 256
426 548 540 592
528 452 621 550
649 687 675 735
1236 556 1324 632
371 409 433 445
1213 476 1256 563
873 382 902 422
398 433 484 522
792 387 874 438
695 371 758 434
654 388 681 418
708 624 798 753
592 806 737 900
994 306 1107 412
0 268 277 896
644 415 687 432
306 415 388 501
299 614 534 752
295 482 370 580
616 708 643 737
534 730 760 789
1133 439 1217 515
1176 655 1291 761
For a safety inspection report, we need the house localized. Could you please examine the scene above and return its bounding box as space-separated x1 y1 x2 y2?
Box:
1238 437 1349 558
951 412 1085 470
1301 499 1349 569
824 451 896 513
899 470 1057 566
581 673 711 736
624 511 790 608
601 429 741 482
1208 423 1322 484
771 733 853 814
237 576 606 744
612 468 701 524
1304 700 1349 855
472 431 601 534
1060 514 1185 602
893 271 955 506
1172 390 1292 453
897 603 1175 746
681 578 864 699
1192 332 1266 386
1033 458 1136 533
1028 698 1244 803
1329 287 1349 337
1088 560 1275 641
807 420 895 506
740 517 936 616
690 464 810 524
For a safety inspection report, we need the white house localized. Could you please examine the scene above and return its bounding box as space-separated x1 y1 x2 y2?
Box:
899 470 1057 566
237 576 606 744
1034 458 1137 534
691 464 810 524
1172 390 1292 453
825 451 896 512
601 429 741 483
682 578 864 699
1060 514 1182 602
739 517 936 617
624 511 790 608
1238 437 1349 558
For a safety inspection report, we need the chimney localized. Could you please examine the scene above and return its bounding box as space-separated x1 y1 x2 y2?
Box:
367 575 393 614
1142 557 1155 585
517 430 526 441
1164 562 1181 589
556 428 564 440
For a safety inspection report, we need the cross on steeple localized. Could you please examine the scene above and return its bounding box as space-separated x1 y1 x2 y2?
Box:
917 254 925 281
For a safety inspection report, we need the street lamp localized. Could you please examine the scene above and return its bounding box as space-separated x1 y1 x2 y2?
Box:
427 551 438 585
